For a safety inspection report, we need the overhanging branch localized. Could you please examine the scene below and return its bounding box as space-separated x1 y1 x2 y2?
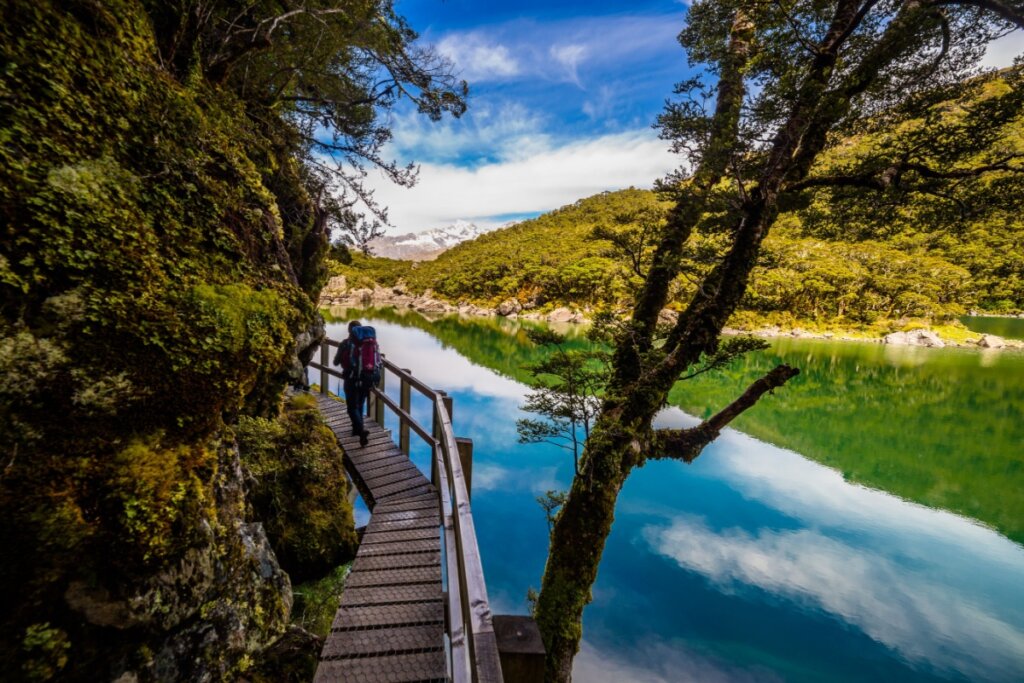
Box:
648 364 800 463
784 154 1024 192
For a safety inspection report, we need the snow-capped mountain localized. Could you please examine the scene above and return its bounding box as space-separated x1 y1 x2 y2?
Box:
368 220 487 260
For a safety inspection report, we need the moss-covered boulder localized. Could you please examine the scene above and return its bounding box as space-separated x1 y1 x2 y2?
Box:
238 394 359 583
0 1 337 680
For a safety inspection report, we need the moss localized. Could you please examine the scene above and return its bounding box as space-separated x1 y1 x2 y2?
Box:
20 623 71 682
237 395 359 583
0 1 326 678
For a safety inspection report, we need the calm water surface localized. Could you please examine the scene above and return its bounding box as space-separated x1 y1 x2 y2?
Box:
962 315 1024 340
322 311 1024 683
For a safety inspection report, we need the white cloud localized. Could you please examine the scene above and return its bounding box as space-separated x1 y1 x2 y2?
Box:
550 44 588 86
363 129 678 233
437 33 520 81
981 30 1023 70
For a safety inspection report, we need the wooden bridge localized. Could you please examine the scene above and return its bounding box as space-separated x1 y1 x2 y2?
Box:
308 338 541 683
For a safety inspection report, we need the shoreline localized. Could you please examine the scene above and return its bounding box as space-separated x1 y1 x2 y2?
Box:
319 278 1024 351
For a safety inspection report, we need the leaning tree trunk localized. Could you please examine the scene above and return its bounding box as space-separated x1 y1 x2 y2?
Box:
532 2 934 679
532 409 636 681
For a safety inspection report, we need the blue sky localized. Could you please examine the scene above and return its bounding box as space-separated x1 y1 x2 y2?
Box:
362 0 696 233
363 0 1022 235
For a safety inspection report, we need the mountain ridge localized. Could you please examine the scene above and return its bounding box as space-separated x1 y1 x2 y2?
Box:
368 220 488 260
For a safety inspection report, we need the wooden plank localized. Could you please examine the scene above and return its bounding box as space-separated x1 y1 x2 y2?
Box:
358 460 422 478
321 624 444 658
366 517 439 533
362 468 428 490
360 526 439 545
314 651 447 683
341 583 442 606
330 602 444 630
357 538 440 556
376 483 434 503
352 552 442 573
374 478 433 500
345 565 441 588
368 508 440 523
373 496 437 512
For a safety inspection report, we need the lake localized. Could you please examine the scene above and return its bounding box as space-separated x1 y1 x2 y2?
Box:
321 309 1024 683
962 315 1024 341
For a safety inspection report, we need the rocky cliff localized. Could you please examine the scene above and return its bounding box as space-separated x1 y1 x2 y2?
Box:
0 3 352 680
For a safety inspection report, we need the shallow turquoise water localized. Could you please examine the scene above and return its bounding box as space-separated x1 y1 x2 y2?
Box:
321 313 1024 683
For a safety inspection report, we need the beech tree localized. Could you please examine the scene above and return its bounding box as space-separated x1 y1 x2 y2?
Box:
533 1 1024 680
144 0 467 250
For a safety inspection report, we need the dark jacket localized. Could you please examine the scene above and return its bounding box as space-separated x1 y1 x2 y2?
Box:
333 338 355 379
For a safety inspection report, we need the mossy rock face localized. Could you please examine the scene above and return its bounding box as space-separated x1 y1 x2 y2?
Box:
238 395 359 583
0 2 328 679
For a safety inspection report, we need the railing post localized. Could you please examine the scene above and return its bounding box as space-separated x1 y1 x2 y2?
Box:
456 437 473 501
493 616 545 683
373 364 386 425
319 342 329 396
442 393 454 424
431 391 446 487
400 370 412 455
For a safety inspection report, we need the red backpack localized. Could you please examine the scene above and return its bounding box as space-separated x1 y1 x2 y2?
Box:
349 326 382 385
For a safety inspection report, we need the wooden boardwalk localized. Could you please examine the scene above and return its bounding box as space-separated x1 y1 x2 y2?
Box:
313 395 448 683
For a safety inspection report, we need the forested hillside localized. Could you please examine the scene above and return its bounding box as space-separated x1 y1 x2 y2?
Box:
335 69 1024 328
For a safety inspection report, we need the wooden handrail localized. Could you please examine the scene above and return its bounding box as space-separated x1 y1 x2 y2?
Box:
309 338 503 683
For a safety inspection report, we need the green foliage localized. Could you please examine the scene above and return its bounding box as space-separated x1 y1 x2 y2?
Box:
237 395 359 582
515 330 609 475
291 563 353 637
536 490 569 536
20 623 70 682
331 72 1024 325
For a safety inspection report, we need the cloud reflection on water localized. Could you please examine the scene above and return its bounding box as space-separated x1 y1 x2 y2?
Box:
573 639 783 683
644 516 1024 681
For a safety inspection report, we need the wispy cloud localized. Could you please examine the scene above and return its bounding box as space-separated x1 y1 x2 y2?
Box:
437 32 521 82
386 101 551 164
550 44 588 86
429 12 683 88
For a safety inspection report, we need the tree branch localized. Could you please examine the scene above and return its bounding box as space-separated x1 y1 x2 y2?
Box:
785 154 1024 192
648 364 800 463
930 0 1024 29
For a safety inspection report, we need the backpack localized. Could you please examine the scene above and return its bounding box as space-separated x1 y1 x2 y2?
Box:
349 325 382 386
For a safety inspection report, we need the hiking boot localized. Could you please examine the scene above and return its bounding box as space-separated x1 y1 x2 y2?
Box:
359 430 369 447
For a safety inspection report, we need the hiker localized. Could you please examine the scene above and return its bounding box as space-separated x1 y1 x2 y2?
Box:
333 320 381 447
